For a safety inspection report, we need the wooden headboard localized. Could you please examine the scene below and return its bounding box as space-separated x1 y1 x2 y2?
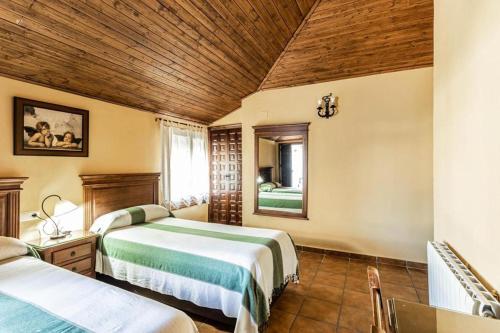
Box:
80 173 160 230
0 177 28 238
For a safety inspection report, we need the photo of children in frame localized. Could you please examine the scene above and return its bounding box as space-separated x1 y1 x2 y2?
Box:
14 97 89 157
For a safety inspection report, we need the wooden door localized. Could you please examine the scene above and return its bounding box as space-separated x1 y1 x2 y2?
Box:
208 125 242 226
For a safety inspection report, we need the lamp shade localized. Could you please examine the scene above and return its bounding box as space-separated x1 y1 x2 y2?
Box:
53 200 78 217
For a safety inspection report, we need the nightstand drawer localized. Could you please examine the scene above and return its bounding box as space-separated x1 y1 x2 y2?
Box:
61 257 92 274
53 243 92 264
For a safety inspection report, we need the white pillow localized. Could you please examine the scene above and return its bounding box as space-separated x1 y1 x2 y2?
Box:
0 237 28 261
90 204 172 234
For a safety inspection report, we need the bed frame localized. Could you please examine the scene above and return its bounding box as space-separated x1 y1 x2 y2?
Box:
79 173 236 328
0 177 28 238
80 173 160 231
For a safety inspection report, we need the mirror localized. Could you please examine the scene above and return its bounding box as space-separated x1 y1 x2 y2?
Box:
253 123 309 219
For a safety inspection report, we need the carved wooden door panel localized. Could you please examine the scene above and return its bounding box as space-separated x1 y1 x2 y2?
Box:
209 126 242 226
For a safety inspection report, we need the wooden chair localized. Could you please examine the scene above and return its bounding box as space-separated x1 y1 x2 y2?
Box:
367 266 388 333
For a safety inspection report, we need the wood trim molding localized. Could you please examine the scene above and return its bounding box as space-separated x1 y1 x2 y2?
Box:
253 123 309 219
297 244 428 270
80 173 160 230
0 177 28 238
208 123 242 131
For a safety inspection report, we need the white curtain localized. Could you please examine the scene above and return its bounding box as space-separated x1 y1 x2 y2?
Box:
159 120 209 209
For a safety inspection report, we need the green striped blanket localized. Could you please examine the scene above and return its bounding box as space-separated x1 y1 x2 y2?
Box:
94 212 299 333
258 190 303 213
0 292 87 333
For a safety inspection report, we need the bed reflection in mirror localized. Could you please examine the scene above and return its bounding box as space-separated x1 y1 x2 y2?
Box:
253 123 309 219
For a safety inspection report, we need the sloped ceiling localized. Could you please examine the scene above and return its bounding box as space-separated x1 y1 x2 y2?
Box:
0 0 316 123
260 0 433 90
0 0 432 123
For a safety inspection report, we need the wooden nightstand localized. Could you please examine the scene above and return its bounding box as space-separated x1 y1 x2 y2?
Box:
26 231 99 278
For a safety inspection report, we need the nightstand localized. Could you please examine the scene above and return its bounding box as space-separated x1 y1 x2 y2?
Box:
26 231 99 278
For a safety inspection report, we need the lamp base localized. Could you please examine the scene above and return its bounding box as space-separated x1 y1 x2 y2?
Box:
50 233 67 240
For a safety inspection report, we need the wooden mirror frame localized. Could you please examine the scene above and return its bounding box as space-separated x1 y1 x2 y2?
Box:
253 123 309 220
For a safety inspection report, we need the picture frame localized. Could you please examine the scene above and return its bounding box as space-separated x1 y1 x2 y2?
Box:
13 97 89 157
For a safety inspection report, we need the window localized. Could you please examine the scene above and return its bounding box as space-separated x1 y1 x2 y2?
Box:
160 122 209 209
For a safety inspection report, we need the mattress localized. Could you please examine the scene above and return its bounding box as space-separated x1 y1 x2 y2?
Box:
0 256 198 333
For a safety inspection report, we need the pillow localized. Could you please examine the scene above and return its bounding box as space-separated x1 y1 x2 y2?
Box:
90 204 172 234
259 182 277 192
0 237 28 261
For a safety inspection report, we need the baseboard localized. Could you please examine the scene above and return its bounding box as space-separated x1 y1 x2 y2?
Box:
296 244 427 270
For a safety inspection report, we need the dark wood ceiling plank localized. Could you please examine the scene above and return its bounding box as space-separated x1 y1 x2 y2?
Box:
40 0 239 104
168 0 267 80
191 0 278 64
256 0 292 37
238 0 289 47
117 0 257 93
0 28 227 119
83 0 248 99
217 0 283 57
139 0 261 88
295 0 317 16
99 0 248 98
206 0 282 62
270 0 303 33
0 45 220 122
258 0 321 90
260 0 433 90
0 0 237 111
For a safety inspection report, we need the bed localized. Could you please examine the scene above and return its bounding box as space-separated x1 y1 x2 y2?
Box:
0 177 197 333
0 252 198 333
80 173 300 333
258 187 303 214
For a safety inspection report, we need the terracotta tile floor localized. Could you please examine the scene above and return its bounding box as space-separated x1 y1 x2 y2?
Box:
194 250 428 333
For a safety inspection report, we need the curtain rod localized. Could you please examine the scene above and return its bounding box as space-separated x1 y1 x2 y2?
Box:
155 117 206 129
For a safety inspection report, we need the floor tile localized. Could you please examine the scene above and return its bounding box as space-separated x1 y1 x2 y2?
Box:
323 254 350 263
298 298 340 324
337 328 357 333
307 282 344 304
290 315 336 333
318 260 349 274
408 269 428 290
299 260 321 273
300 252 324 262
345 276 370 294
267 309 296 333
382 282 419 303
347 261 373 279
378 265 413 287
314 270 346 289
287 280 311 296
338 304 372 333
342 289 372 309
274 292 305 315
416 288 429 305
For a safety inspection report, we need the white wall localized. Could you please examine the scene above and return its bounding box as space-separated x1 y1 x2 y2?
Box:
434 0 500 290
213 68 434 262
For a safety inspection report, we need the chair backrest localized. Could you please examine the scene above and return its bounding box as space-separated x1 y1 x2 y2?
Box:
368 266 388 333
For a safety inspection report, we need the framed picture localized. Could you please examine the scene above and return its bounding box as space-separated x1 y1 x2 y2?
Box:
13 97 89 157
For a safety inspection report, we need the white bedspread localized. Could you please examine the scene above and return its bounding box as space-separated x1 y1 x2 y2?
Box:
96 217 299 333
0 256 198 333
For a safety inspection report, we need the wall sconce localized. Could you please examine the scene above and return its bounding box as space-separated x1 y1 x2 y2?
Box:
316 93 338 119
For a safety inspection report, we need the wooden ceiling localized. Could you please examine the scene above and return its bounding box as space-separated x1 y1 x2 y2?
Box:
0 0 433 123
0 0 316 123
260 0 434 90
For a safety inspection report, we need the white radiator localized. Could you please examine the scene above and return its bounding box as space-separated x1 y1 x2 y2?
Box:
427 242 500 318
